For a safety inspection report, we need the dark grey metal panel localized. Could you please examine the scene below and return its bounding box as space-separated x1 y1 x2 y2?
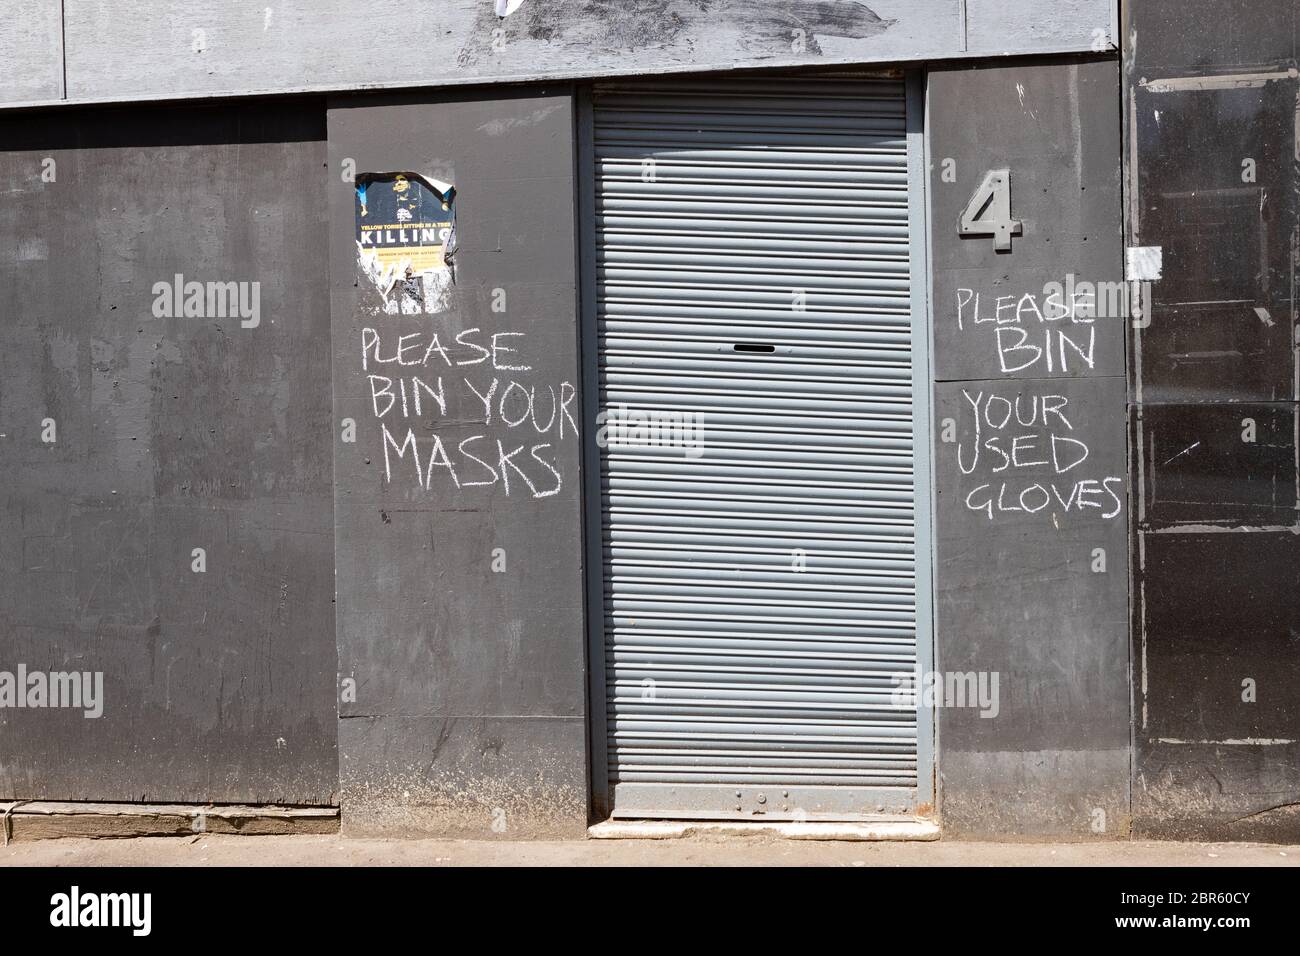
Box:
49 1 1114 107
929 58 1130 838
933 376 1128 757
1130 75 1297 404
327 88 588 836
0 102 338 804
1126 0 1300 841
0 1 63 104
339 715 588 838
930 59 1125 383
1135 526 1300 841
1137 404 1297 528
1129 0 1295 74
940 748 1130 836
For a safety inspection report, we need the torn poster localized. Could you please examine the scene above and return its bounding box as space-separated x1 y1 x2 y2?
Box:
356 171 456 314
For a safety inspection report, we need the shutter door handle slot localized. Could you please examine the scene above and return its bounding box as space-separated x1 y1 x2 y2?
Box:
733 343 775 353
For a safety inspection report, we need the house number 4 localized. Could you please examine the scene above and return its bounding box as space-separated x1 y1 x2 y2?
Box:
959 168 1023 251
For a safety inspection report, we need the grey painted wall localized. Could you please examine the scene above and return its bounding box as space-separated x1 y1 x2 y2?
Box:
0 1 62 104
0 43 1148 838
0 102 338 804
2 1 1115 107
928 57 1130 837
327 88 588 837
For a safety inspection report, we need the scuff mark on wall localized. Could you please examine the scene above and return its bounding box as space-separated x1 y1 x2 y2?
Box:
355 171 457 315
477 103 563 136
458 0 893 66
1140 69 1300 93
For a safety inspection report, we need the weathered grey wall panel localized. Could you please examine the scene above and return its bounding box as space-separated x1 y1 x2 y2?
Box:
0 1 63 104
327 88 587 837
966 0 1113 56
1130 0 1295 73
340 715 589 836
0 102 338 804
931 60 1125 383
1131 78 1296 403
1126 0 1300 841
929 58 1130 838
52 1 1114 106
1135 525 1300 841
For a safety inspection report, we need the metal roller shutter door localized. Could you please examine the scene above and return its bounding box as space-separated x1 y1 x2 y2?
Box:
592 73 922 820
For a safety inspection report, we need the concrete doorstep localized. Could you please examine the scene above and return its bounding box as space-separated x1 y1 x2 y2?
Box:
589 819 941 841
0 801 339 844
0 802 937 845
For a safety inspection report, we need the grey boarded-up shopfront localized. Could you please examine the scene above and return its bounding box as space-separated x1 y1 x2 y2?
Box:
0 0 1178 841
324 55 1125 836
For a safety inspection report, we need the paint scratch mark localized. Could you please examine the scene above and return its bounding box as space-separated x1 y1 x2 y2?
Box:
1156 738 1297 745
1141 68 1300 93
1161 441 1200 466
1015 82 1039 122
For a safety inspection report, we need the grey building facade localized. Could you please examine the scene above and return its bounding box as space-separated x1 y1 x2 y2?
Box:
1 0 1293 842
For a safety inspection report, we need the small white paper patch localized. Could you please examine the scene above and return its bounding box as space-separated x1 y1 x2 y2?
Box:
1125 246 1163 281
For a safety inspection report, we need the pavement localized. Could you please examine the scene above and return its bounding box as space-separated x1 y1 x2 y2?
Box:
2 834 1298 866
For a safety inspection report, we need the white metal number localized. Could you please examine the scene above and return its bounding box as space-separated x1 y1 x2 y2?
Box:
958 168 1022 251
